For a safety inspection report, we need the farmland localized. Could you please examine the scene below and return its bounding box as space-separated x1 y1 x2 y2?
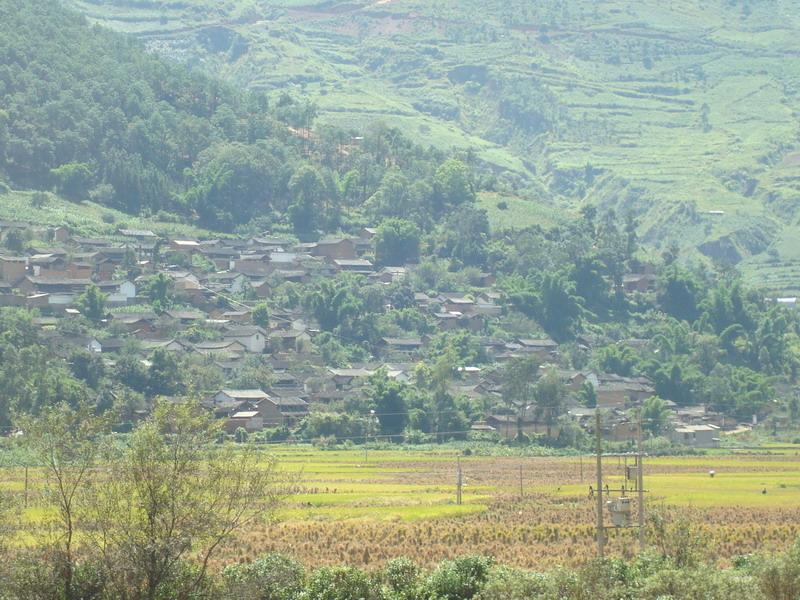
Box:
7 445 800 570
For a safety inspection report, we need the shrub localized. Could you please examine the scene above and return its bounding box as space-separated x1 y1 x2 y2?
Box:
299 566 379 600
222 553 305 600
422 556 494 600
475 566 549 600
755 539 800 600
382 558 420 599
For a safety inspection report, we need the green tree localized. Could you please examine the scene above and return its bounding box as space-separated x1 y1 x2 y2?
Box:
434 158 474 213
186 143 278 231
538 273 584 341
534 367 565 438
143 272 173 312
18 403 107 600
299 566 378 600
222 554 305 600
375 218 421 266
288 164 326 235
500 356 539 439
75 284 107 322
641 397 670 435
368 369 408 441
147 348 182 397
252 302 270 329
658 266 701 322
4 228 25 253
438 206 490 267
579 381 597 408
51 162 95 200
87 401 279 600
305 278 362 333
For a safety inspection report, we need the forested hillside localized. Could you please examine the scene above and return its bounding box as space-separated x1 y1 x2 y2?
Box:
63 0 800 293
0 1 478 235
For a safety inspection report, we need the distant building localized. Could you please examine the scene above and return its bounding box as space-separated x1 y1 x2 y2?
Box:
671 424 720 448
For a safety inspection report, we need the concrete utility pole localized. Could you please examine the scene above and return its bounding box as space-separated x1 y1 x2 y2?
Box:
519 464 523 498
595 411 605 558
637 415 645 551
456 457 463 505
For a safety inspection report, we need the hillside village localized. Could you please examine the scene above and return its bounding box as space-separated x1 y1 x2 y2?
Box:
0 219 747 448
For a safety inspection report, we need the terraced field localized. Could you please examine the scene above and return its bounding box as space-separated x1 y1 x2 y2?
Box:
63 1 800 283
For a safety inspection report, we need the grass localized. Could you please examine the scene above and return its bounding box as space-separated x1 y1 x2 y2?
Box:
477 192 567 231
0 188 215 240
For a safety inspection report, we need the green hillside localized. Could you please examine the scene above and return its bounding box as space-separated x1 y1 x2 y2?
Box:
64 0 800 292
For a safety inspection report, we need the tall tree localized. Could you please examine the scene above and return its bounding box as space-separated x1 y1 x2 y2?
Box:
375 218 421 266
87 401 281 600
534 367 565 438
19 403 107 600
75 284 107 322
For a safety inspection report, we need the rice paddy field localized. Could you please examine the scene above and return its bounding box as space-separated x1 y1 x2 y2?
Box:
5 445 800 569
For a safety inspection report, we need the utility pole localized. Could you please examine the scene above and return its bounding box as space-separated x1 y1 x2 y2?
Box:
637 414 645 551
24 465 28 509
519 464 523 498
579 453 584 482
456 457 463 505
595 411 604 558
365 409 376 463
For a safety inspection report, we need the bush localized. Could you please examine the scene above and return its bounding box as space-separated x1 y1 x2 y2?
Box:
222 553 305 600
299 566 379 600
422 556 494 600
755 539 800 600
382 558 420 600
475 566 549 600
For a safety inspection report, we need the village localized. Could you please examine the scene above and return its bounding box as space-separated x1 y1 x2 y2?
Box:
0 219 740 448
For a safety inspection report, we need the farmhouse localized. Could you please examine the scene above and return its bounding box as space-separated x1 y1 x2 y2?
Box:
671 424 720 448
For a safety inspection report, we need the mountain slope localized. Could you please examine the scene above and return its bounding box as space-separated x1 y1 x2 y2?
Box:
0 0 473 238
64 0 800 292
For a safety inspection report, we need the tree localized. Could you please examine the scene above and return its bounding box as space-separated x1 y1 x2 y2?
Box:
433 159 474 213
75 284 107 322
69 349 106 389
143 272 173 312
305 278 362 333
51 162 95 200
4 228 25 253
538 273 584 341
18 403 107 600
252 302 270 329
500 356 539 440
368 369 408 441
534 367 565 438
147 348 182 396
288 164 326 235
579 381 597 408
658 266 701 322
87 401 280 600
641 397 670 435
438 206 489 267
185 143 278 231
375 218 421 266
789 394 800 423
